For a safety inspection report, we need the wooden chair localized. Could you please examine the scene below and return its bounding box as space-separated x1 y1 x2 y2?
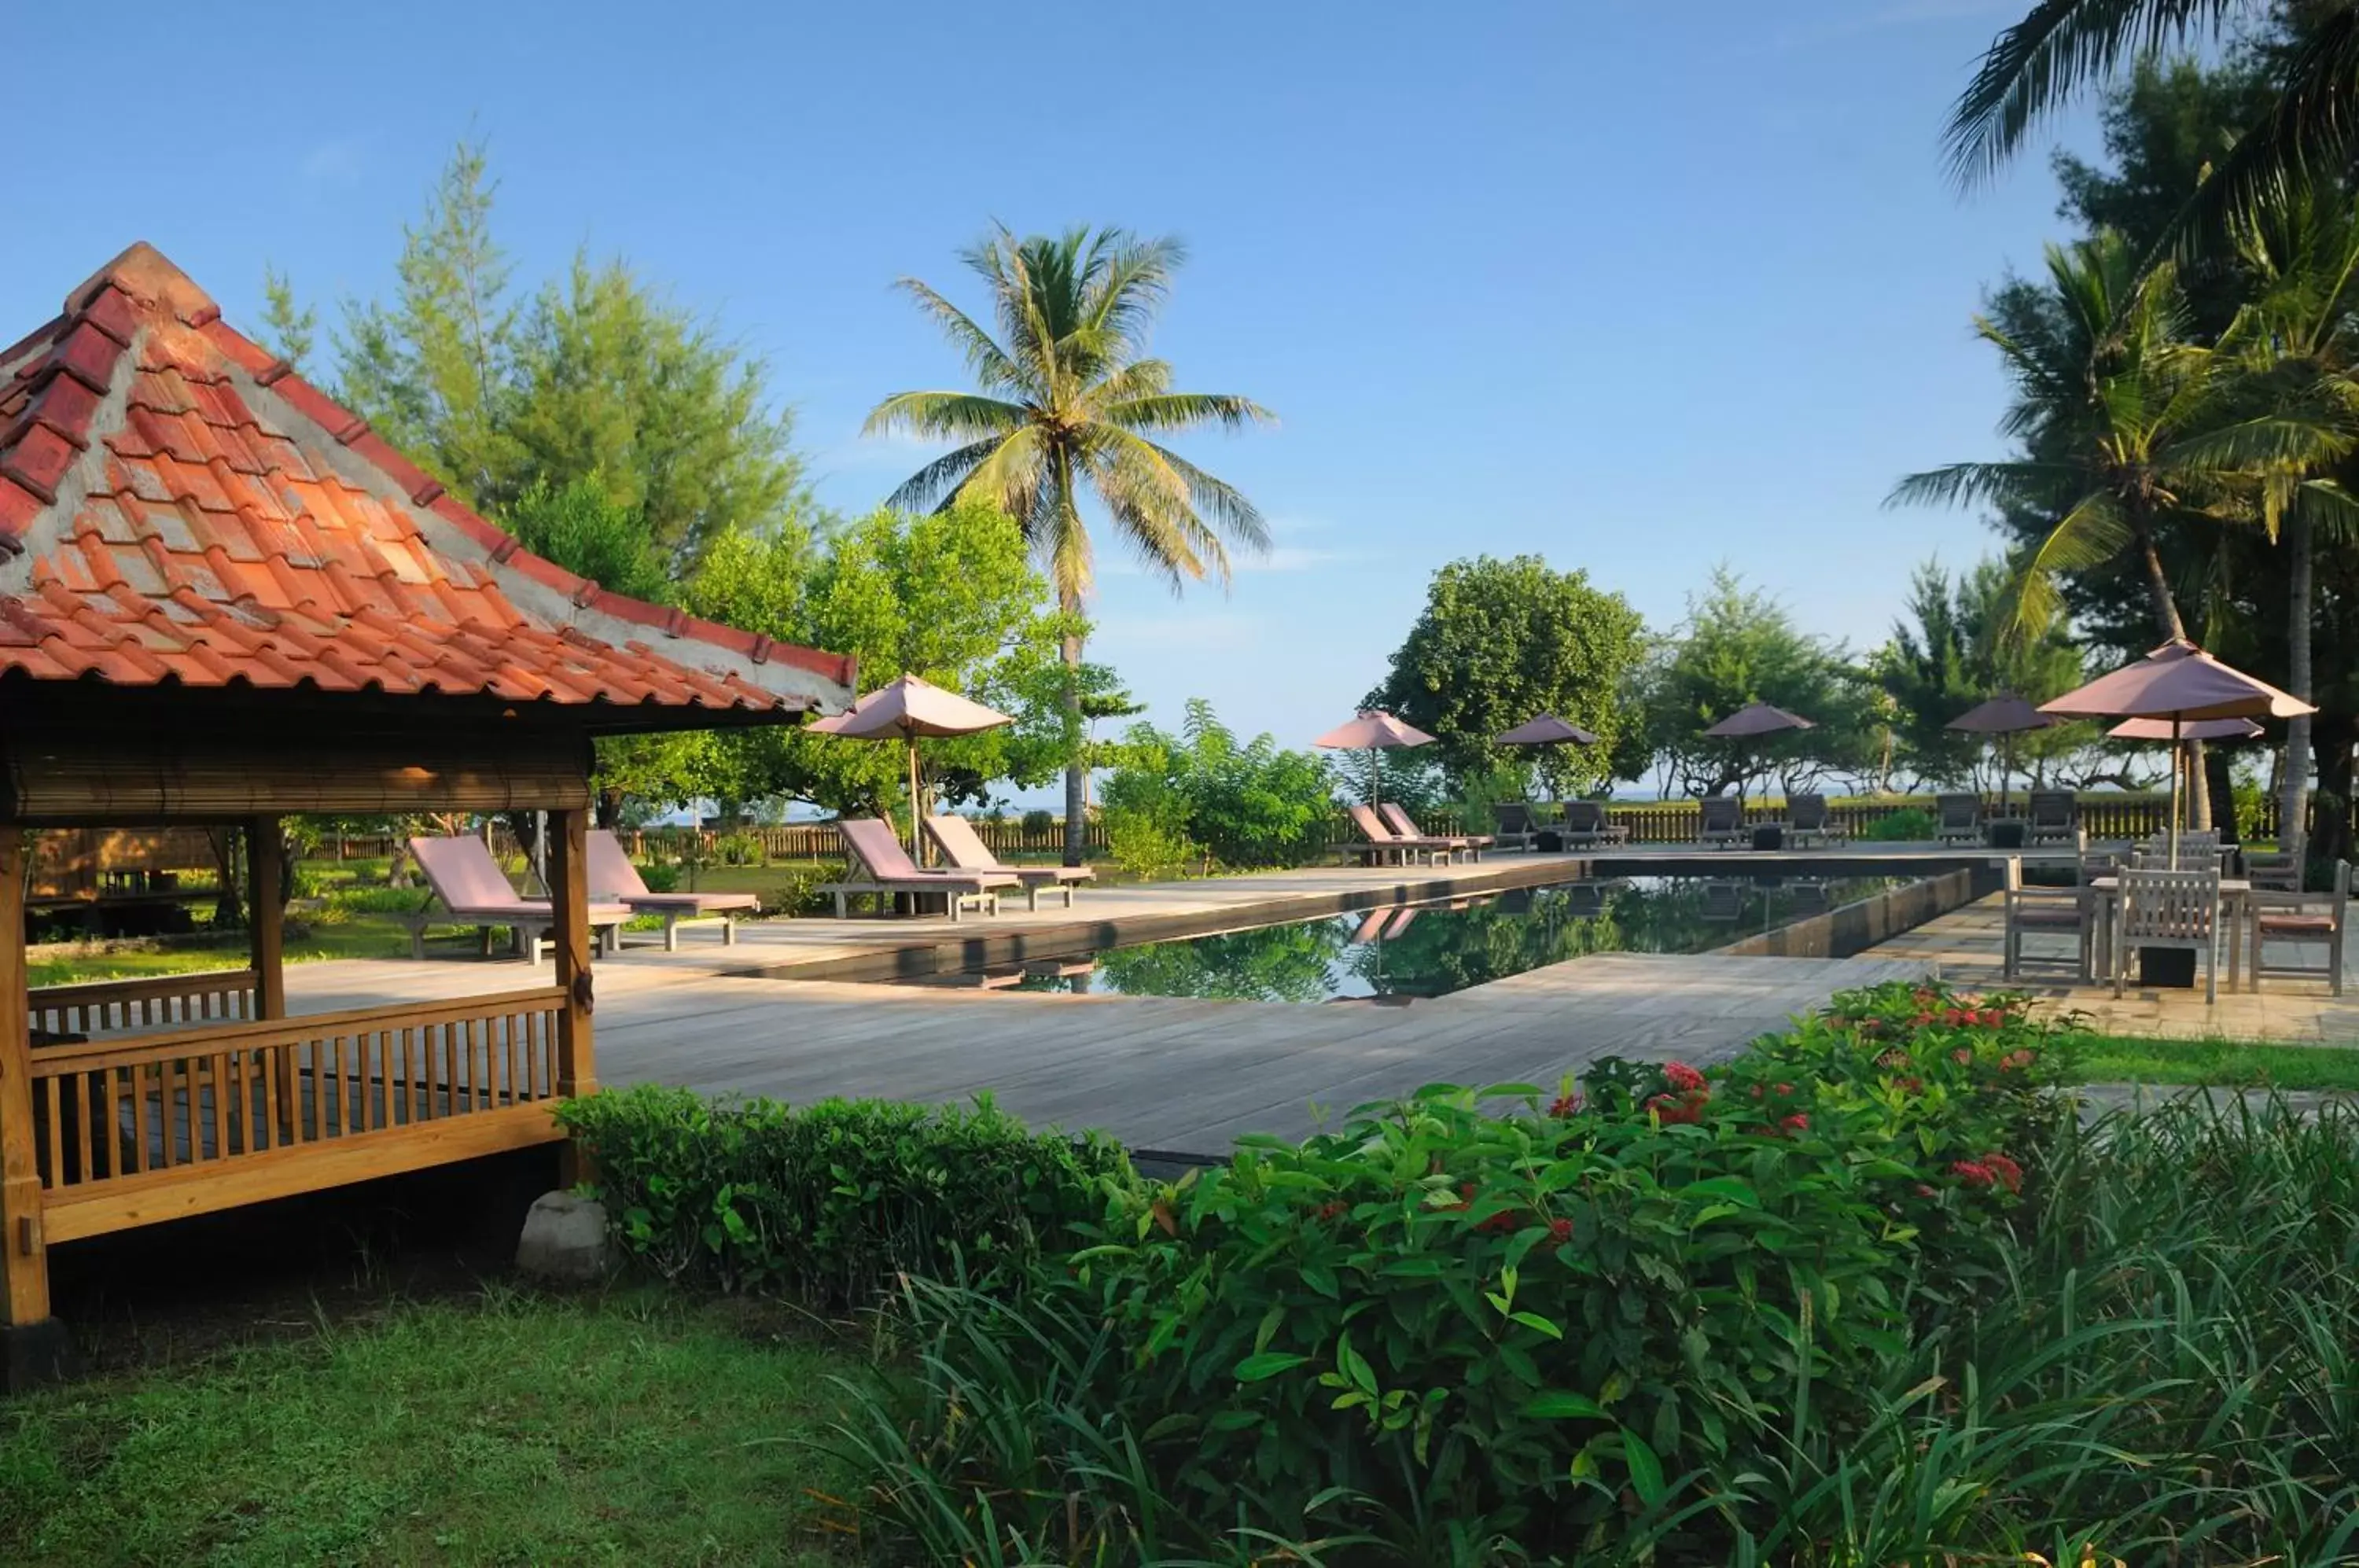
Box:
1935 793 1982 845
2242 849 2302 892
1698 796 1746 849
2027 789 2079 845
406 835 631 961
1381 803 1489 858
2132 831 2227 874
2003 859 2094 982
2111 866 2223 1003
1343 804 1456 867
2249 859 2349 996
1491 801 1542 851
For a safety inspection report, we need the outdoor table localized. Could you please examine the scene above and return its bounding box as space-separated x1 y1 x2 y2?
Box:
2089 876 2249 991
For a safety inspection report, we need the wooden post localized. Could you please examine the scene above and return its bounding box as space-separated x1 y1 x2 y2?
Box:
548 807 596 1100
248 816 285 1021
0 826 50 1327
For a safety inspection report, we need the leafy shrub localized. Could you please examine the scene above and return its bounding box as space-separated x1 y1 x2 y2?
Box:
1102 699 1332 869
554 1086 1128 1307
1102 803 1200 880
712 830 764 867
839 981 2077 1559
1863 805 1938 841
315 885 434 921
633 859 682 893
1020 808 1056 837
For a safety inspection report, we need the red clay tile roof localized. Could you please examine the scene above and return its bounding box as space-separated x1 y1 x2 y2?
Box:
0 243 856 720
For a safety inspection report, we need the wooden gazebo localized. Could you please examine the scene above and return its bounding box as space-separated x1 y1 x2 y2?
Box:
0 244 855 1383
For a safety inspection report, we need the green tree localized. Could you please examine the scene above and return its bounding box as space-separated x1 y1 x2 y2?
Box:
1100 700 1332 870
1870 558 2087 788
505 256 805 565
318 142 805 568
1364 554 1646 797
258 266 315 372
867 226 1274 865
505 475 673 605
1628 569 1875 801
661 503 1066 820
1948 0 2359 247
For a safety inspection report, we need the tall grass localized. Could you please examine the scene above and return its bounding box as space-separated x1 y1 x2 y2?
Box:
831 1095 2359 1564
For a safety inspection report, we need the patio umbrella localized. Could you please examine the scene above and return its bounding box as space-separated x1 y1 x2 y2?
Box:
2041 639 2313 860
1314 710 1435 808
2108 716 2265 819
1494 713 1600 807
1702 701 1816 806
1945 694 2057 812
807 674 1012 853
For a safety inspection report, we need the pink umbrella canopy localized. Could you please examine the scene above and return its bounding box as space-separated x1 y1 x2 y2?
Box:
2043 640 2313 851
2040 639 2313 723
806 673 1013 739
1313 711 1437 750
1945 694 2056 734
2108 716 2265 742
1313 711 1433 808
1494 714 1601 746
1702 701 1816 738
807 675 1011 850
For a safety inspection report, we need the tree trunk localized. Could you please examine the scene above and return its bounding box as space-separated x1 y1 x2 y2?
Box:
2282 509 2314 853
2132 521 2210 830
2204 745 2238 845
2313 710 2356 870
1061 627 1087 867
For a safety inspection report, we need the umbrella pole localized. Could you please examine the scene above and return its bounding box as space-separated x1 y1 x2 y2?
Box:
2168 717 2181 866
908 738 922 860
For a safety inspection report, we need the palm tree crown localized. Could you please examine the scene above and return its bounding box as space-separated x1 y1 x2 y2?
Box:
1949 2 2359 248
866 225 1274 607
867 225 1272 863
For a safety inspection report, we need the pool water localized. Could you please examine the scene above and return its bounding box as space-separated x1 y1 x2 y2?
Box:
913 876 1906 1004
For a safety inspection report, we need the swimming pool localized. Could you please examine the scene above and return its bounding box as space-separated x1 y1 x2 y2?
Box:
902 875 1909 1003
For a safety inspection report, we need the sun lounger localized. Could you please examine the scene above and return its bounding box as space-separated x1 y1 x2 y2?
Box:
1935 793 1982 845
1342 804 1457 867
1787 794 1846 848
924 814 1094 911
1379 803 1489 859
2026 789 2079 846
1492 801 1544 851
1698 796 1746 849
819 818 1018 920
1559 800 1628 849
587 830 760 950
404 835 631 962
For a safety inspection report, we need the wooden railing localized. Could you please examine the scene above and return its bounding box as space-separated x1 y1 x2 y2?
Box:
29 969 257 1039
27 988 568 1242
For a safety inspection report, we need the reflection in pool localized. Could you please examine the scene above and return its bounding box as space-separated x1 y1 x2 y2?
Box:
915 875 1906 1004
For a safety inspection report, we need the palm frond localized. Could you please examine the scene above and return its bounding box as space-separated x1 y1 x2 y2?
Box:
2010 489 2135 640
886 278 1030 397
2164 8 2359 256
1946 0 2232 190
1079 440 1211 593
1886 460 2082 513
883 436 1005 514
863 391 1032 442
1102 392 1278 435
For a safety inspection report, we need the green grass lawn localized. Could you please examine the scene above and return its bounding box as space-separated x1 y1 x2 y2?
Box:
2066 1033 2359 1092
0 1286 863 1567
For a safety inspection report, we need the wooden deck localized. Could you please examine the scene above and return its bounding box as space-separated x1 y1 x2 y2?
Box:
267 849 1940 1154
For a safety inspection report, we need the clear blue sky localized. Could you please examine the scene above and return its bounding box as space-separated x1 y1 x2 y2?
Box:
5 0 2100 760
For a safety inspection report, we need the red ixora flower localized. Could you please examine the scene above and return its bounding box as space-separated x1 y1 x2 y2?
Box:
1773 1082 1794 1098
1749 1083 1766 1100
1952 1160 1996 1189
1877 1050 1908 1069
1982 1151 2024 1194
1781 1113 1810 1133
1896 1075 1924 1093
1951 1048 1974 1066
1914 1183 1938 1198
1663 1062 1708 1093
1548 1091 1582 1118
1546 1216 1573 1248
1646 1092 1705 1126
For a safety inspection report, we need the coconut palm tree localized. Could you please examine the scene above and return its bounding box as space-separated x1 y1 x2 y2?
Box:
2219 185 2359 852
1892 232 2345 826
867 226 1274 864
1949 2 2359 248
